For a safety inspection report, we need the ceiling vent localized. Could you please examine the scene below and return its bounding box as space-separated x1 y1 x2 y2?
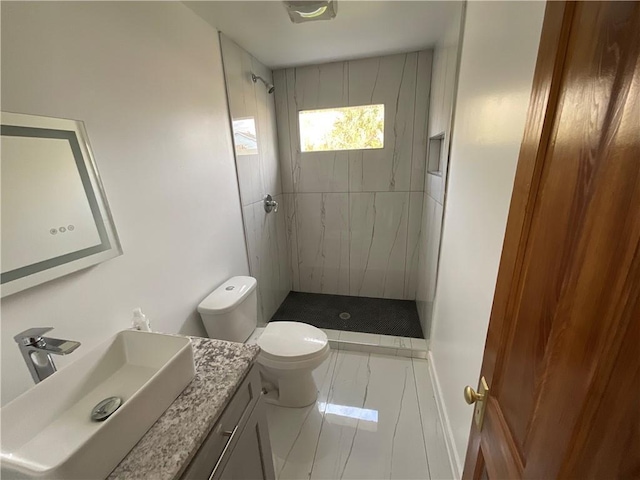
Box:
283 1 338 23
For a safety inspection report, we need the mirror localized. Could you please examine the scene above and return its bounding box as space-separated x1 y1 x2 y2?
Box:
1 112 122 297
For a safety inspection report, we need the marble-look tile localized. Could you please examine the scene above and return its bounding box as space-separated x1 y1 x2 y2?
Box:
242 196 291 324
425 172 444 207
265 351 463 480
294 193 350 295
293 61 349 111
220 35 264 206
412 359 454 480
283 68 300 194
268 350 338 480
412 350 429 359
411 50 434 192
380 335 412 350
310 352 430 479
416 194 434 328
416 195 444 336
349 192 409 299
273 51 434 301
220 36 290 326
404 192 424 299
285 62 349 194
428 47 447 139
410 337 429 351
339 330 381 346
274 69 294 194
253 58 282 197
396 348 414 358
282 193 301 291
348 53 417 193
246 327 265 345
295 150 349 193
426 43 458 205
321 329 342 341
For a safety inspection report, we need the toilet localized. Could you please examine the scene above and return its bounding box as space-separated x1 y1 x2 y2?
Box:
197 276 330 408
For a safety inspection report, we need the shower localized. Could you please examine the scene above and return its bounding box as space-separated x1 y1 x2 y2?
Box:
251 73 275 94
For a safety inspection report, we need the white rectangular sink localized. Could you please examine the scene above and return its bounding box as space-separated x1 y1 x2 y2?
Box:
1 330 195 479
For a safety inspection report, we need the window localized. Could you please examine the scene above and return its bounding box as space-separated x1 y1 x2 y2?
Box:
299 104 385 152
232 117 258 156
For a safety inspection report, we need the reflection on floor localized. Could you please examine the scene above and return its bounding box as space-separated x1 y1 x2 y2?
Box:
271 292 423 338
266 350 453 480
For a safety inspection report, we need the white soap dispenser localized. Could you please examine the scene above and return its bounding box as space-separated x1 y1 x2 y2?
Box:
131 308 152 332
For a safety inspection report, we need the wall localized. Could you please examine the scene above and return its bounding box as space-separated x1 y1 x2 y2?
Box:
428 1 545 475
416 4 464 337
274 51 432 301
0 2 248 405
219 34 291 325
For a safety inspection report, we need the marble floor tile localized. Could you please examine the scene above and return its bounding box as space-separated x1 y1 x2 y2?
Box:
321 329 342 341
338 330 381 346
267 350 440 480
268 351 338 480
412 359 454 480
380 334 412 350
410 337 429 351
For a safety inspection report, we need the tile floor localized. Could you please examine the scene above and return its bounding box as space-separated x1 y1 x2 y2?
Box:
265 349 453 480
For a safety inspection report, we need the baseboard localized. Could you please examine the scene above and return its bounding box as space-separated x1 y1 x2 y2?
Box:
428 351 463 479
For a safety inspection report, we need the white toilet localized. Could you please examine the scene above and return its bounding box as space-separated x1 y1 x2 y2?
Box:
197 276 330 408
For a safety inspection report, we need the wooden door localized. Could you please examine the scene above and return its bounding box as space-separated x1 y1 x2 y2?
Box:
463 1 640 478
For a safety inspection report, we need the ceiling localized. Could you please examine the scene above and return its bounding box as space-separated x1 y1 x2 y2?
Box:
185 1 463 69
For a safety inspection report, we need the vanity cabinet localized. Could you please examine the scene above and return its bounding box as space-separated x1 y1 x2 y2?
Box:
181 365 275 480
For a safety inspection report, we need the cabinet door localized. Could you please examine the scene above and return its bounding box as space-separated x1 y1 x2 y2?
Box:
218 400 275 480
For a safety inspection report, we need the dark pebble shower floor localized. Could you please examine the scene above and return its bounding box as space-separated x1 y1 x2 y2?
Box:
270 291 424 339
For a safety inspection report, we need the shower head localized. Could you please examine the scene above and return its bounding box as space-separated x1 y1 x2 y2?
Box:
251 73 275 94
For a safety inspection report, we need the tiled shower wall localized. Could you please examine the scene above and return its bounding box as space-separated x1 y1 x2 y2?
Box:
220 34 291 324
416 6 463 336
273 51 433 300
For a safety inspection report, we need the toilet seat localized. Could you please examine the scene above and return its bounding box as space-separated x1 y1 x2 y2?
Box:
257 321 329 370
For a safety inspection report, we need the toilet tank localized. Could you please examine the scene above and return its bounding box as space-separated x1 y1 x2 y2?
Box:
197 276 258 342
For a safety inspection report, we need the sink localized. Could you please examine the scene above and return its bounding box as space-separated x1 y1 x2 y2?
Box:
1 330 195 479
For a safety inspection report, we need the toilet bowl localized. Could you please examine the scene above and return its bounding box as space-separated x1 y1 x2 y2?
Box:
197 276 330 408
257 321 329 407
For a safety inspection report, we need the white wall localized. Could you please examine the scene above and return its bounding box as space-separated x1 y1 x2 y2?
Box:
428 1 545 475
219 34 291 324
1 2 248 405
273 51 432 302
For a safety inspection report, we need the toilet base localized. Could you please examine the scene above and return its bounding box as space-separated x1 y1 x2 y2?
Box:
258 364 319 408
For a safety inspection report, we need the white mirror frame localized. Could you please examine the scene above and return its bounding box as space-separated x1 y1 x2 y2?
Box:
1 112 122 297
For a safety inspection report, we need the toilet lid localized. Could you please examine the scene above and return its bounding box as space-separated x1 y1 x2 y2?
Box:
258 322 328 361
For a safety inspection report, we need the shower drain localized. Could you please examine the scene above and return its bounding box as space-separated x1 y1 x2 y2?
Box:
339 312 351 320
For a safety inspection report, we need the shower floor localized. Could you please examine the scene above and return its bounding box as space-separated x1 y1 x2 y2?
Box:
270 291 424 338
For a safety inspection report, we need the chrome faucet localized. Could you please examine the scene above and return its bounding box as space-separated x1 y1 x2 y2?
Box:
14 327 81 384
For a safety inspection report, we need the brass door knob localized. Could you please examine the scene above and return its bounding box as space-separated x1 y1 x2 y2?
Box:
464 385 485 404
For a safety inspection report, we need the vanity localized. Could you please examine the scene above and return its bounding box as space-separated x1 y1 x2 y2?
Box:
108 337 275 480
1 334 274 480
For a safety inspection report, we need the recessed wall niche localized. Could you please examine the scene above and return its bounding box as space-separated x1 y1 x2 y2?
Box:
427 133 445 175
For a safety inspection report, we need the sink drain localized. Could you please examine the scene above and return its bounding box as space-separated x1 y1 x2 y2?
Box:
339 312 351 320
91 396 122 422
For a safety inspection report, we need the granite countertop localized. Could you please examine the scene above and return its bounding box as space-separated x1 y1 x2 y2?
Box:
108 337 260 480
